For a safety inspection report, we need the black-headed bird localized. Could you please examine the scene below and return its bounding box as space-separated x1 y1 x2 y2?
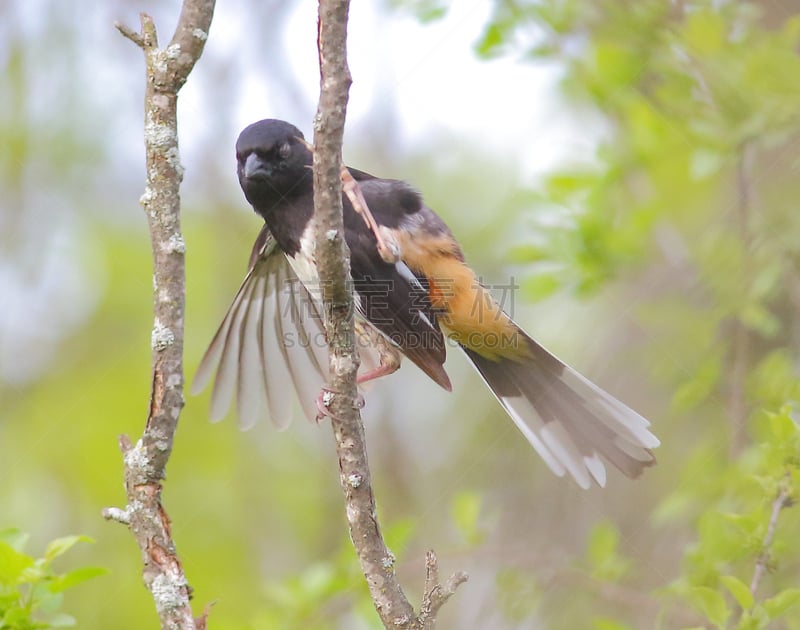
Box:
193 119 659 488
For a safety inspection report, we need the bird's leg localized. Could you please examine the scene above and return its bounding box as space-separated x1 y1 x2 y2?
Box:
315 325 403 421
354 319 403 385
356 363 399 385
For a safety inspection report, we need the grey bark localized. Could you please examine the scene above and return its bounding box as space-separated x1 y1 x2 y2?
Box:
312 2 466 627
103 3 216 629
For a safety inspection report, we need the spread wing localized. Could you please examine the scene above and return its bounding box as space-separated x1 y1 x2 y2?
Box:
192 227 330 428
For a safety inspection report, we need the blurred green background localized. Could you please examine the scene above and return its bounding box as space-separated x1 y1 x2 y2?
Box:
2 1 800 628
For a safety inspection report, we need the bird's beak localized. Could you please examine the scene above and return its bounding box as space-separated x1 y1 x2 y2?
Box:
244 153 271 180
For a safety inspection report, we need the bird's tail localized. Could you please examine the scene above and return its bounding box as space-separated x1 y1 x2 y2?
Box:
460 329 658 489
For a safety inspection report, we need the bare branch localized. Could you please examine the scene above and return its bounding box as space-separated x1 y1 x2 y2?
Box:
729 142 753 457
102 505 132 525
114 21 146 48
312 1 466 627
106 1 215 628
750 478 791 596
417 551 469 630
313 0 415 624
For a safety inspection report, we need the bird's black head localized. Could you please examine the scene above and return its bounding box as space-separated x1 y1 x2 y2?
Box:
236 119 313 211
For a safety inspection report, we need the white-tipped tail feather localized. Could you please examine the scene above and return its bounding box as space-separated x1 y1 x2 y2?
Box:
462 329 658 489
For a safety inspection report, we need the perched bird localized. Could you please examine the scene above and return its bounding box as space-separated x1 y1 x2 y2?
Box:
193 119 659 489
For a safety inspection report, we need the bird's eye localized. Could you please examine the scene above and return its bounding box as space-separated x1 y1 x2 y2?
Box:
277 142 291 160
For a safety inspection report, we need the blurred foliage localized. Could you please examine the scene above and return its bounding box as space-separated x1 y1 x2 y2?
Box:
2 0 800 628
661 406 800 628
385 0 448 23
474 0 800 628
0 530 105 628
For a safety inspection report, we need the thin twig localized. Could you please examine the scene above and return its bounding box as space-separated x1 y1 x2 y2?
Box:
105 2 215 628
416 551 469 630
750 479 791 596
114 21 146 48
313 2 465 627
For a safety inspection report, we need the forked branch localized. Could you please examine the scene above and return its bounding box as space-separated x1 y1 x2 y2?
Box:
312 1 466 627
103 2 215 628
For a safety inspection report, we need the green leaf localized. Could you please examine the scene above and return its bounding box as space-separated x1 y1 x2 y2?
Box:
688 586 730 627
2 605 35 626
764 587 800 619
738 605 770 630
298 563 336 599
19 561 48 584
769 410 797 441
508 244 549 263
741 303 781 338
587 522 619 568
689 149 724 180
720 575 753 610
684 10 726 56
44 536 93 562
523 273 561 301
475 23 505 58
671 355 721 411
0 541 34 584
585 521 630 581
383 518 415 554
33 586 64 614
451 490 484 546
0 529 29 553
49 566 108 593
495 568 540 622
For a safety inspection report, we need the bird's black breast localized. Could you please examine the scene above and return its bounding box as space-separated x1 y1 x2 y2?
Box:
256 192 315 258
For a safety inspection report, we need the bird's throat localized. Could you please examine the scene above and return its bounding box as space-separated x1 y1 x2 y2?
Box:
255 201 313 259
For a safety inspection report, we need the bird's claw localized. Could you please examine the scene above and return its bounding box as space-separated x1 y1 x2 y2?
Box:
315 386 366 423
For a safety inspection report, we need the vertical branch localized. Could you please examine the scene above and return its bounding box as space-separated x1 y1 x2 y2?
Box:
103 2 215 628
729 142 753 456
750 480 791 596
312 0 416 625
312 2 466 627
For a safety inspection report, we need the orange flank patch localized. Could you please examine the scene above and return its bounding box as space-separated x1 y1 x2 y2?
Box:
394 231 531 362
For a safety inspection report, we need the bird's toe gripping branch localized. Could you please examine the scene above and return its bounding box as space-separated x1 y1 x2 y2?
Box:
315 386 366 423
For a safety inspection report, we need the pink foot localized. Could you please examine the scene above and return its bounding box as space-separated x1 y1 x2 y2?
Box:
315 386 366 422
